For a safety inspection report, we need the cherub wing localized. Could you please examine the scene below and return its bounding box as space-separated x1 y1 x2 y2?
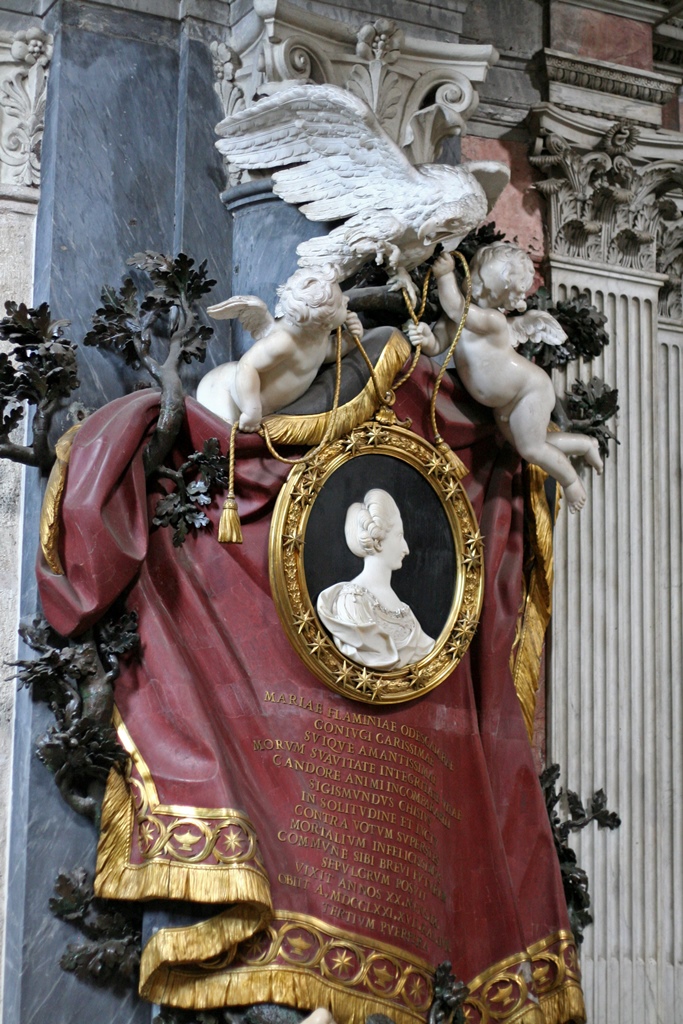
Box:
216 83 423 222
509 310 568 349
206 296 274 340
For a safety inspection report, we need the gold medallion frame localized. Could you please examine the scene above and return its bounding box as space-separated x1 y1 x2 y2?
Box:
269 420 484 704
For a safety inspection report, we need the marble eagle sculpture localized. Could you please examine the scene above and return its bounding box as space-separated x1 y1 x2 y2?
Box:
215 83 510 301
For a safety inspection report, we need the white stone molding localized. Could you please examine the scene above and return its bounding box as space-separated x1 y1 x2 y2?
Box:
0 28 48 1023
211 0 497 173
0 29 52 189
533 106 683 1021
543 49 681 128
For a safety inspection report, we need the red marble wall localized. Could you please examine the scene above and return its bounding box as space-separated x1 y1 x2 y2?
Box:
549 2 653 70
461 135 545 284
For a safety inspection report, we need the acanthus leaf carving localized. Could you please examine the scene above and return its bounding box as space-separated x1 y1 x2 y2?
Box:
0 28 52 189
531 119 683 283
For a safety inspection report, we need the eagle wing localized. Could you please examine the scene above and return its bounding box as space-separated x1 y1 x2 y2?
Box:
207 296 274 340
216 83 425 223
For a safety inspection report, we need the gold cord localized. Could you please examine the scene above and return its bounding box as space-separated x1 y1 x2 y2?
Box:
259 325 344 465
394 268 433 390
429 251 471 445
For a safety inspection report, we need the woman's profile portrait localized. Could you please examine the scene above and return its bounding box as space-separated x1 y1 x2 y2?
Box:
316 488 435 669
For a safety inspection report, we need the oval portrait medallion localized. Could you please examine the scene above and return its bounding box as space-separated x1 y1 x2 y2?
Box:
269 421 484 704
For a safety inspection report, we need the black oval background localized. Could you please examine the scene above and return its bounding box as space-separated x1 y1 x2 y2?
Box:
303 454 457 640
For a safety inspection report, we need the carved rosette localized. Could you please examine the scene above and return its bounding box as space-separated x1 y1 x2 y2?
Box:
210 0 496 181
531 119 683 315
0 28 52 189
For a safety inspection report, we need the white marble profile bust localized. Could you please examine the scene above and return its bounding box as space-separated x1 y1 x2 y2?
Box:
316 489 434 670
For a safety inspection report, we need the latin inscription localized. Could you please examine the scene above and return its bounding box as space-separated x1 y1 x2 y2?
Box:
258 691 462 954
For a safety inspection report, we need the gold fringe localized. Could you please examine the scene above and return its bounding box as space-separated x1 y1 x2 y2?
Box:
512 464 557 741
94 768 273 908
39 422 83 575
142 963 428 1024
263 331 411 446
539 982 586 1024
218 496 243 543
140 903 272 998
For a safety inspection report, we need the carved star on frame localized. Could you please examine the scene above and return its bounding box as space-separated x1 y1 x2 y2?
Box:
293 610 314 634
354 666 375 693
335 662 354 686
365 423 387 447
344 432 364 455
307 631 328 656
292 481 316 507
425 452 443 476
283 530 305 553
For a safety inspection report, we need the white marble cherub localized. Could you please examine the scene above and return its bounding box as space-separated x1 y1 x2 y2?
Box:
407 243 602 512
196 265 363 430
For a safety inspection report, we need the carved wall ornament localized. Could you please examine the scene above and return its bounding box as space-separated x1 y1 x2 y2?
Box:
531 120 683 276
210 0 497 180
0 28 52 189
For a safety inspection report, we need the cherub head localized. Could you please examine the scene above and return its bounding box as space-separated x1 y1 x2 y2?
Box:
275 265 348 329
470 242 535 312
345 489 408 571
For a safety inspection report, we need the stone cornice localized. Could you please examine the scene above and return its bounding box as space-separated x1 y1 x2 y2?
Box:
654 20 683 71
542 49 681 128
531 102 683 162
545 49 680 106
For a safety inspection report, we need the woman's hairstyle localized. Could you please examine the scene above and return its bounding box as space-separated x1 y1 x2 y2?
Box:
345 489 401 558
275 264 342 326
470 242 534 304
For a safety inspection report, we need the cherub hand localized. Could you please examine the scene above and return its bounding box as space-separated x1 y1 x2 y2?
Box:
344 311 364 341
432 252 455 279
238 411 262 432
404 321 440 356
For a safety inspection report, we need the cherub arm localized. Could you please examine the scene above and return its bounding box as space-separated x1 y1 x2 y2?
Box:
322 311 365 362
433 253 502 338
234 329 298 430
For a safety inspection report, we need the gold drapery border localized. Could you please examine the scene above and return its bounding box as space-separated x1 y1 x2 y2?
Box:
39 421 84 575
466 930 584 1024
142 919 584 1024
95 710 272 911
511 464 557 741
141 909 436 1024
263 331 411 446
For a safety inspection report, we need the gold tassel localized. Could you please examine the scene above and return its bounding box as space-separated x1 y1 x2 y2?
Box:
218 421 242 544
438 440 469 481
218 496 243 544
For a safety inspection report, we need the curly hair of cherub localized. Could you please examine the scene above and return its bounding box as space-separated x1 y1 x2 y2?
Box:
470 242 534 303
344 489 400 559
275 265 342 326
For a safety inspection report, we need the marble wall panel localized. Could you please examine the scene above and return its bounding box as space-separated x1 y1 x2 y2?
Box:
549 2 653 71
33 3 180 417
